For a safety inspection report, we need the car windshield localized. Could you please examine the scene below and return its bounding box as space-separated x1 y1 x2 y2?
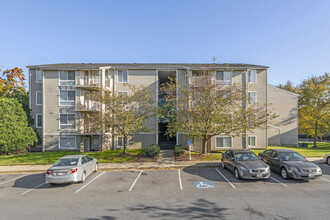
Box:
279 152 306 161
54 158 79 166
235 152 259 161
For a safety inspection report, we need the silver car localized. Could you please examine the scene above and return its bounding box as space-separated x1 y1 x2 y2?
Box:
324 153 330 165
222 150 271 179
46 155 98 185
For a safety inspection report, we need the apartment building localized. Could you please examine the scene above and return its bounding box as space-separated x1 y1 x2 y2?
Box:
27 63 298 152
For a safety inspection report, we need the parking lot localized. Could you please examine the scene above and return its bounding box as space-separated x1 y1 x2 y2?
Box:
1 163 330 220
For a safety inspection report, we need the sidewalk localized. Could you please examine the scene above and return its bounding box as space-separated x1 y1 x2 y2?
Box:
0 157 325 174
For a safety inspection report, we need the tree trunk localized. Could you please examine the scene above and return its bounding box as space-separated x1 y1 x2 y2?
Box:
123 136 127 155
202 135 207 155
313 123 318 149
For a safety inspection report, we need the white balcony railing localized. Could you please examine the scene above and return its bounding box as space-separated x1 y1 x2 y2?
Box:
76 100 101 111
76 76 101 87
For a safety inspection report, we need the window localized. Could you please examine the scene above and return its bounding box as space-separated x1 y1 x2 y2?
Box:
117 136 124 147
36 114 42 128
82 156 88 164
215 137 232 148
216 71 232 85
248 92 256 104
248 70 256 83
248 136 256 147
117 70 128 83
36 91 42 105
118 91 128 96
60 71 75 86
36 70 42 83
60 114 75 130
60 90 75 106
59 136 76 149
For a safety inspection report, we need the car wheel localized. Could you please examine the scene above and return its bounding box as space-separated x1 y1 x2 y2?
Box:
94 163 98 172
327 157 330 165
221 160 226 169
234 168 240 179
281 167 289 179
80 172 86 183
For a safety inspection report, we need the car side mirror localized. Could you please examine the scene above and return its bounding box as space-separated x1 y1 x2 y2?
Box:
274 157 279 161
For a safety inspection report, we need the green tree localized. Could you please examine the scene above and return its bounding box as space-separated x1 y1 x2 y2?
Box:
0 98 38 155
81 84 157 155
160 68 277 154
0 67 33 125
298 73 330 148
278 80 298 93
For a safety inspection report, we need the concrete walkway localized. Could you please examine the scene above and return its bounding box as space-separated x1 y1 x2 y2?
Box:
0 157 325 174
157 150 175 164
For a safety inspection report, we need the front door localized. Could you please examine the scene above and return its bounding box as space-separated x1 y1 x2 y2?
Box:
83 137 90 152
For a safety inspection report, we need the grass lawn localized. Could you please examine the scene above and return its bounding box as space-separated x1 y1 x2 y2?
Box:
0 149 146 166
176 151 222 161
252 142 330 157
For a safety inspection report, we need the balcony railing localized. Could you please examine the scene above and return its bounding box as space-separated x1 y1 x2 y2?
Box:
190 75 231 87
76 101 101 111
76 76 101 88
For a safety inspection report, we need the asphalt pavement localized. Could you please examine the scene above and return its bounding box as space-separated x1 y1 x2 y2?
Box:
0 163 330 219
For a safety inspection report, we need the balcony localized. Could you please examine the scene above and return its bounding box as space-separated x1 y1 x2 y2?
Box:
75 76 101 89
76 101 101 112
190 75 231 87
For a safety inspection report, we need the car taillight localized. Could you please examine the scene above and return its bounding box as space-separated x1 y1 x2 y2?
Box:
46 170 53 175
68 168 78 174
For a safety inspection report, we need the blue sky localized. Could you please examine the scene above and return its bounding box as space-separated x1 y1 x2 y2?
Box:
1 0 329 86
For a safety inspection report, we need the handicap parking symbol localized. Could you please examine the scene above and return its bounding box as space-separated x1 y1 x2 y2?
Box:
194 181 216 189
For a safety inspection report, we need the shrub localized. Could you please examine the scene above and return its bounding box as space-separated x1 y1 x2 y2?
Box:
145 144 160 158
175 145 185 156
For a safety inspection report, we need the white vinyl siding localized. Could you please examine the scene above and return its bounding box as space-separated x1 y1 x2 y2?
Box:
36 91 42 105
36 114 42 128
60 90 75 106
117 70 128 83
60 114 75 130
36 70 42 83
248 136 256 147
248 70 257 83
215 137 232 148
215 71 232 85
59 136 76 149
248 92 257 104
60 70 75 86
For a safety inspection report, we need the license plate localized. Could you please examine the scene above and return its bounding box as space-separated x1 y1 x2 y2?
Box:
257 173 263 178
308 174 314 178
57 173 64 176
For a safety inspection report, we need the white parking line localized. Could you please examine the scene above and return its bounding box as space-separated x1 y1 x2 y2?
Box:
0 174 29 186
21 182 47 196
75 171 105 194
321 178 330 183
129 170 143 192
178 169 183 190
270 177 288 187
215 168 236 189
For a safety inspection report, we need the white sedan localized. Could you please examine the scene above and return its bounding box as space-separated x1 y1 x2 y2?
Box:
46 155 98 185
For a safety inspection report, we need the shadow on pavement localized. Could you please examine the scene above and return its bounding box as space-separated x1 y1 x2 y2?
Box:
13 173 69 189
127 198 230 219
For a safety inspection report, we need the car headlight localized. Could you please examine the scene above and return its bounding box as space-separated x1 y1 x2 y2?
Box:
238 166 248 172
317 167 322 172
265 166 270 172
288 167 299 172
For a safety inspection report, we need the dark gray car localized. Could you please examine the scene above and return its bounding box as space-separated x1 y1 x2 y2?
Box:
222 150 271 179
258 149 322 180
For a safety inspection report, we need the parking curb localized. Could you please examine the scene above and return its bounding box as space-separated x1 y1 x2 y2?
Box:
0 163 221 174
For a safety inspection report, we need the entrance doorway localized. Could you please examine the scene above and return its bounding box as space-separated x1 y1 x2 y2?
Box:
158 123 176 149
